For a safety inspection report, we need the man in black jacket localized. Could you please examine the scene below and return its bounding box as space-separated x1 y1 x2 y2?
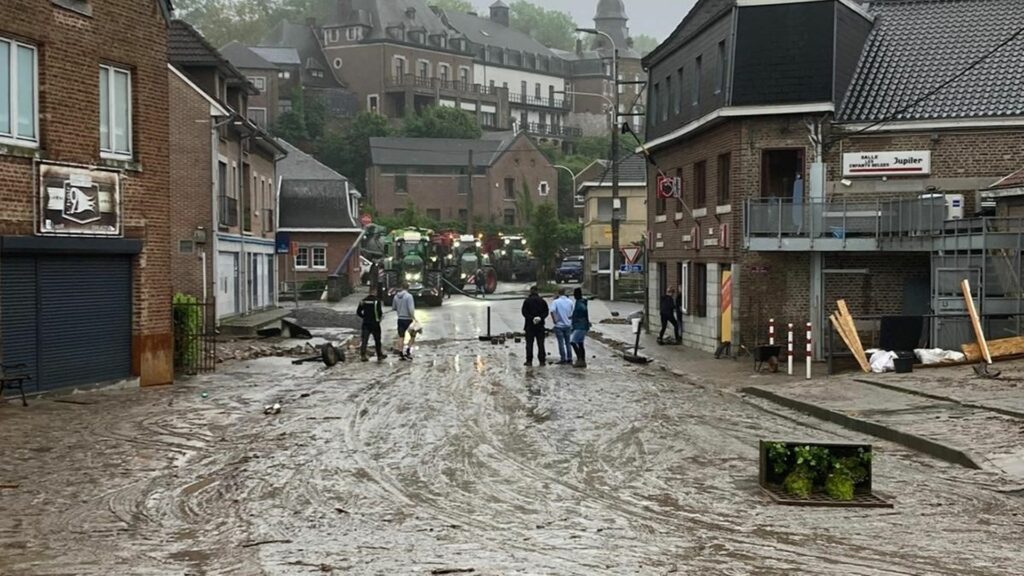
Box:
521 286 550 366
659 287 680 344
356 287 387 362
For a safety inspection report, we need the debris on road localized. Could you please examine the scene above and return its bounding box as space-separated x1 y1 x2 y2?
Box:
431 569 476 575
239 539 293 548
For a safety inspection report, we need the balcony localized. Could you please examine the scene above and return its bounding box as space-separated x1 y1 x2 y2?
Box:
219 196 238 228
523 122 583 139
743 196 948 251
386 75 501 97
509 92 568 110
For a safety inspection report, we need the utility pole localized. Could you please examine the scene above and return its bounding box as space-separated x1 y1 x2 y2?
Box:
611 47 620 302
466 149 474 234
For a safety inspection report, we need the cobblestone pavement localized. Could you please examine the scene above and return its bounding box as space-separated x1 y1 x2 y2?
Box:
1 292 1022 575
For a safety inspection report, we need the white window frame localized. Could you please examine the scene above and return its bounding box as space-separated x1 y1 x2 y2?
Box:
393 56 407 78
439 63 451 83
333 57 343 69
346 27 361 41
367 94 379 113
0 37 38 147
679 262 689 314
294 246 310 269
99 64 132 159
311 247 327 269
458 66 471 84
249 76 266 91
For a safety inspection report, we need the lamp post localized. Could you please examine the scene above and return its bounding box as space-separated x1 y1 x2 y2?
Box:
552 164 581 211
576 27 620 301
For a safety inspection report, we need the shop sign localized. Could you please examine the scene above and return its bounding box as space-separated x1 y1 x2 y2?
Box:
842 151 931 177
38 163 120 236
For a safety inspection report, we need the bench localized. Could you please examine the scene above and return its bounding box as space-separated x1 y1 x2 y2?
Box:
0 364 30 407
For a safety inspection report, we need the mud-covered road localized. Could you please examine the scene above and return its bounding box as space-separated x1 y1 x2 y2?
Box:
2 293 1022 575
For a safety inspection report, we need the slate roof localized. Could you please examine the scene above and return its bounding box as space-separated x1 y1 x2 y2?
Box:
369 136 517 167
276 140 358 229
250 46 301 66
441 10 558 57
585 154 649 188
168 20 250 84
220 41 277 70
331 0 454 39
259 21 343 89
838 0 1024 123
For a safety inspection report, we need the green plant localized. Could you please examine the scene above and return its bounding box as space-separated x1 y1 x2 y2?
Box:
793 445 833 480
783 466 814 498
765 441 790 475
825 469 855 501
172 293 202 369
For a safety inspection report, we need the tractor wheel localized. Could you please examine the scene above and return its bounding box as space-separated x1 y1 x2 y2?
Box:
382 270 399 305
425 271 444 306
483 267 498 294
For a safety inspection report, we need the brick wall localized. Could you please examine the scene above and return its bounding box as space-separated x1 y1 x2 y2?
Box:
277 231 361 288
168 69 214 301
0 0 172 385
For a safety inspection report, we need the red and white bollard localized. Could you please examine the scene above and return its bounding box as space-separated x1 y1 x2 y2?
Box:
805 322 813 380
787 323 794 376
769 318 776 346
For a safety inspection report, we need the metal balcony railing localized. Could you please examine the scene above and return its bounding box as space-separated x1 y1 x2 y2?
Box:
523 122 583 138
509 92 568 109
387 75 500 96
219 196 238 227
744 196 949 242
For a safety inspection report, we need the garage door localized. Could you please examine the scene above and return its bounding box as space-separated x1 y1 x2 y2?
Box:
2 255 132 393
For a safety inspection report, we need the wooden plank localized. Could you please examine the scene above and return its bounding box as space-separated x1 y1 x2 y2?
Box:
961 336 1024 363
836 300 870 372
961 279 992 364
830 312 871 373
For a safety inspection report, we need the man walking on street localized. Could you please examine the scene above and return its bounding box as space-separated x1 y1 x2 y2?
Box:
550 288 574 364
659 287 681 344
522 286 549 366
571 287 591 368
392 282 416 360
356 287 387 362
475 268 487 298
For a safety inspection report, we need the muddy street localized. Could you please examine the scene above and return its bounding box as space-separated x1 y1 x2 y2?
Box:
2 294 1023 575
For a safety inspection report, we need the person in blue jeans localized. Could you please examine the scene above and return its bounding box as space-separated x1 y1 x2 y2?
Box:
570 287 591 368
550 288 574 364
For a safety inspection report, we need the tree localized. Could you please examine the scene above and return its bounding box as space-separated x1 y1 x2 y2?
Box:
401 106 483 139
272 86 308 142
525 203 560 283
509 1 577 51
427 0 477 12
632 34 660 57
318 112 392 192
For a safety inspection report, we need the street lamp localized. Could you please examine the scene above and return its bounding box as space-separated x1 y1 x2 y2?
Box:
553 164 582 210
576 27 620 301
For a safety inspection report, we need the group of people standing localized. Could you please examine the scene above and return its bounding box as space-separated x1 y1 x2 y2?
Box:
521 287 591 368
356 282 418 362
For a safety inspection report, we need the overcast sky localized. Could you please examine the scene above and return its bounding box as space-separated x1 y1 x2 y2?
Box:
544 0 697 41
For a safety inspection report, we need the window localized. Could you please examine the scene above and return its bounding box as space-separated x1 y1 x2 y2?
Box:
393 56 407 78
503 209 516 226
651 83 659 127
675 68 683 114
333 58 343 69
618 73 623 95
664 74 673 120
657 262 668 299
489 79 495 91
439 64 450 82
717 153 731 204
99 65 131 157
521 80 527 96
694 161 707 207
678 262 689 314
0 37 37 144
692 55 702 105
504 177 515 200
459 67 470 85
694 263 707 317
346 27 361 41
535 82 541 99
367 94 379 113
247 107 267 128
717 40 727 94
250 76 266 91
539 181 549 196
426 208 441 221
295 247 326 269
458 208 468 221
395 174 408 194
278 70 291 80
179 240 194 254
417 59 430 79
597 197 612 221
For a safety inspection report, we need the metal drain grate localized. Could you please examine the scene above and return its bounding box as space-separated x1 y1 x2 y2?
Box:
761 485 893 508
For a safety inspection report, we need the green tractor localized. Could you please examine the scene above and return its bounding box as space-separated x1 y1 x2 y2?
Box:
441 234 498 294
379 227 445 306
491 235 538 282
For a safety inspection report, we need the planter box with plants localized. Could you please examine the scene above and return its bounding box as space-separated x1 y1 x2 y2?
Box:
759 440 892 508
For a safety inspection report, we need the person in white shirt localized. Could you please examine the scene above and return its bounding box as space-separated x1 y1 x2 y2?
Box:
550 288 574 364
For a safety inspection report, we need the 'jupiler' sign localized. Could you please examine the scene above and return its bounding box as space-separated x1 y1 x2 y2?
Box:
842 151 931 177
38 162 121 236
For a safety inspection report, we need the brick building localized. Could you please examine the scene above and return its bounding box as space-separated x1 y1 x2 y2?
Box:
168 20 287 322
0 0 174 392
645 0 1024 357
275 139 363 292
367 133 556 226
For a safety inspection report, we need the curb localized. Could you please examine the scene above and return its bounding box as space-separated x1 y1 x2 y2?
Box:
854 378 1024 420
741 385 984 470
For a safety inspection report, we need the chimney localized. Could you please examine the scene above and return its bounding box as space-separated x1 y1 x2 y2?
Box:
490 1 510 27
